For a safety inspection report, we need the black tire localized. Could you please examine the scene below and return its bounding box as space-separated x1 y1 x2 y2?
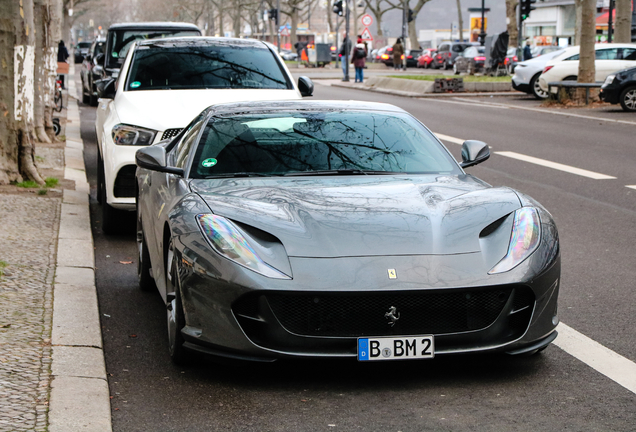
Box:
563 75 577 82
52 118 60 136
54 92 63 112
98 157 120 234
166 239 188 365
619 86 636 112
453 63 460 75
96 152 104 204
81 78 90 104
467 63 474 76
531 73 549 99
137 214 156 292
89 81 98 106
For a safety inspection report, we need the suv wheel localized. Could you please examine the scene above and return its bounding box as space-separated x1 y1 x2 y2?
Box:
620 86 636 112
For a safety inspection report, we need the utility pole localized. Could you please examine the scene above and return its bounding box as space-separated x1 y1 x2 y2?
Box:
608 0 614 42
402 0 407 69
344 0 350 81
480 0 485 45
276 0 281 53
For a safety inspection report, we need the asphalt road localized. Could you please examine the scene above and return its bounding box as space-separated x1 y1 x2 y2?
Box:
79 77 636 431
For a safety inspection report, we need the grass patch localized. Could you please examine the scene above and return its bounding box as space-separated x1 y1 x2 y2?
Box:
15 177 57 191
37 189 48 195
388 74 511 82
45 177 58 188
16 180 40 188
0 261 6 278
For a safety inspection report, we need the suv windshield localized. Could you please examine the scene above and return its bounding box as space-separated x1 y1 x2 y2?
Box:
126 43 290 91
106 28 200 69
190 111 460 178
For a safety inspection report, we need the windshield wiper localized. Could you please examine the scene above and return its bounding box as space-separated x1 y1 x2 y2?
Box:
203 172 280 178
284 169 402 176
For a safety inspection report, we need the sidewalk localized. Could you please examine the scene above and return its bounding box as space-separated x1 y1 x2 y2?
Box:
0 65 111 431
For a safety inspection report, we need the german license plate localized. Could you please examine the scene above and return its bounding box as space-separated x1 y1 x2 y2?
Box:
358 336 434 361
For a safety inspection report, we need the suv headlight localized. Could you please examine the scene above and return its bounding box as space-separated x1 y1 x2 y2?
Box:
489 207 541 274
111 124 157 146
196 214 290 279
602 74 616 87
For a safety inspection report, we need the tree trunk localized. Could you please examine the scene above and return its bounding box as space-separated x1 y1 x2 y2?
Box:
576 0 596 103
408 0 433 50
0 0 44 185
574 0 583 45
34 0 52 143
290 5 298 48
456 0 463 41
614 0 632 43
506 0 519 47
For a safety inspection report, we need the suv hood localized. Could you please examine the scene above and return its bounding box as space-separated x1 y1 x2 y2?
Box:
114 89 301 133
191 175 522 258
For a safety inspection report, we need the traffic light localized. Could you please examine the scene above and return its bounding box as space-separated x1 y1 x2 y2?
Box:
408 9 414 23
520 0 537 21
268 8 278 22
333 0 343 16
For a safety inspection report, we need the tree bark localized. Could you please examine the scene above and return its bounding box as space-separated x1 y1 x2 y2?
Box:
34 0 52 143
574 0 583 45
408 0 432 50
0 0 44 185
506 0 518 47
576 0 596 102
614 0 632 43
456 0 463 41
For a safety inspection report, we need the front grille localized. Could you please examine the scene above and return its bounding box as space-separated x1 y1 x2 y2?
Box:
258 287 525 338
162 128 182 140
113 165 136 198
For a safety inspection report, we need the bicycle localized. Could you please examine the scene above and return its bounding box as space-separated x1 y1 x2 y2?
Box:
54 79 63 112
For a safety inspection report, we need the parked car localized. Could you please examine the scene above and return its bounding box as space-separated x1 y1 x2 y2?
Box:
433 42 477 69
405 49 422 67
73 41 92 63
95 37 312 233
135 99 561 365
453 46 486 75
417 48 437 68
600 65 636 111
99 22 201 81
539 43 636 94
532 45 562 57
379 45 394 66
505 47 519 73
280 49 298 61
512 49 565 99
80 37 106 106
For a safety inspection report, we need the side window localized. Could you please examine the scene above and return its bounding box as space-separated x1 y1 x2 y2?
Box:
565 54 579 61
175 119 205 169
452 44 464 53
621 48 636 60
595 49 619 60
439 44 449 52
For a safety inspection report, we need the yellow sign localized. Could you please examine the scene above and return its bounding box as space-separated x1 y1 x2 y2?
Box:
470 17 488 42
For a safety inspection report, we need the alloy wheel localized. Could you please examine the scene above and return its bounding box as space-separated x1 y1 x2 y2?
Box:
622 88 636 111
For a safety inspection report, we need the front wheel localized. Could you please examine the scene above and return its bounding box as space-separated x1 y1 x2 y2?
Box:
166 239 188 365
619 86 636 112
531 73 549 99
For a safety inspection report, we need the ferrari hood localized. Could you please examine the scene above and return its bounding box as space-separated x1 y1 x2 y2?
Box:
114 89 301 133
190 176 522 258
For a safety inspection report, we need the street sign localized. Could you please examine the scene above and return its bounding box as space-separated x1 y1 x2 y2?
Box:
360 27 373 41
280 27 290 36
361 14 373 27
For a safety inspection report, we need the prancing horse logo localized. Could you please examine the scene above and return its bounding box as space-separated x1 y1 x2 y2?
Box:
384 306 400 326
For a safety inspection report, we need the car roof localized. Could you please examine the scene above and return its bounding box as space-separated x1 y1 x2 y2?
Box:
136 36 269 49
205 100 408 118
108 22 200 31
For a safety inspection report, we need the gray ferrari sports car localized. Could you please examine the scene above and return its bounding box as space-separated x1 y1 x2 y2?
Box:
135 100 560 365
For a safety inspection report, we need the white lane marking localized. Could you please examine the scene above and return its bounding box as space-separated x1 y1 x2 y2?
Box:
495 151 616 180
434 133 464 145
626 185 636 190
555 322 636 395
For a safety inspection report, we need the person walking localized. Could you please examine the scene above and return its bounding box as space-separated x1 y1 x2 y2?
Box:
339 32 352 81
57 40 70 89
352 38 367 83
392 38 404 70
523 40 533 61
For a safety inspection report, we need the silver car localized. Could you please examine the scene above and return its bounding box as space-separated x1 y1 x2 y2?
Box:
512 49 564 99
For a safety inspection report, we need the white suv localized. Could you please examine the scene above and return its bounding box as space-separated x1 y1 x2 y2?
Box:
538 43 636 93
95 37 311 233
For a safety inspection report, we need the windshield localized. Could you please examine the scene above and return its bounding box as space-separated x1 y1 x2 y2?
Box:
126 44 290 91
106 28 201 68
190 111 460 178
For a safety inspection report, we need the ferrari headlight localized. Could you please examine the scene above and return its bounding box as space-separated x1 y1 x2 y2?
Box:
488 207 541 274
196 214 289 279
111 124 157 146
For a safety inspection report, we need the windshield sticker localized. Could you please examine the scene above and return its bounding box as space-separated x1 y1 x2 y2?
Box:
130 81 141 88
202 158 217 168
112 51 118 58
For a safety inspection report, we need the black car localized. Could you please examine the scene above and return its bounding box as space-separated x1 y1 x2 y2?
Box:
100 22 201 80
80 38 105 106
73 41 92 63
453 46 486 75
433 42 477 69
600 66 636 112
405 49 422 67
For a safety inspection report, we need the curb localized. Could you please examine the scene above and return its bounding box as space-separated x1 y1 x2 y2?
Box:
330 82 523 98
48 66 113 432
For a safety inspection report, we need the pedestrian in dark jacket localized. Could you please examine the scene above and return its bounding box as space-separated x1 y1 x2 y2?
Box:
352 41 367 83
57 40 69 62
523 40 533 61
392 38 404 70
339 32 352 80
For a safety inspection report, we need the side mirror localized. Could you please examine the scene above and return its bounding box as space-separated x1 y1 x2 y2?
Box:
135 146 184 176
460 140 490 168
95 78 116 99
298 76 314 97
